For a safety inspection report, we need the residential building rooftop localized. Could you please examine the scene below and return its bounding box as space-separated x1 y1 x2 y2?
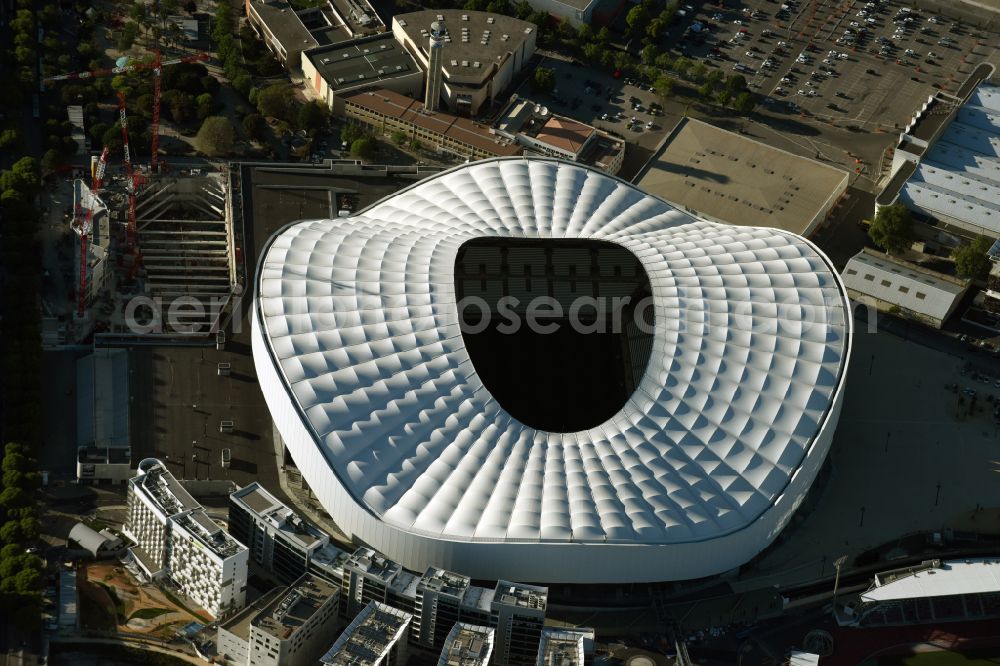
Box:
133 459 200 517
231 482 327 550
493 580 547 611
173 509 247 560
321 601 412 666
419 567 471 598
252 574 339 641
536 628 593 666
438 624 494 666
219 588 285 642
345 547 402 583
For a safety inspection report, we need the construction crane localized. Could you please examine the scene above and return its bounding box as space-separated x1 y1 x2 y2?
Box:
116 91 145 275
44 51 209 171
76 145 110 317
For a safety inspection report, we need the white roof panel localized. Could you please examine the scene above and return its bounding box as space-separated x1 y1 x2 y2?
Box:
255 158 850 547
863 558 1000 602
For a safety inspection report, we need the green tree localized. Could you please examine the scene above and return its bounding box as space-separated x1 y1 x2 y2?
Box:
256 83 294 120
583 43 601 63
640 44 658 64
531 67 556 94
952 236 992 280
196 93 216 120
350 136 377 160
341 124 362 145
690 62 707 83
390 130 407 145
195 116 235 156
706 70 725 85
297 100 330 134
725 74 748 93
242 113 267 141
232 72 253 97
698 82 714 98
869 204 914 254
715 90 732 107
654 76 674 102
40 149 64 173
0 129 20 149
733 92 754 114
671 56 691 78
626 5 649 35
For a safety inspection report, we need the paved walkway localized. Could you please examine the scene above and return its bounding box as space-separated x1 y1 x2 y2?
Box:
736 323 1000 592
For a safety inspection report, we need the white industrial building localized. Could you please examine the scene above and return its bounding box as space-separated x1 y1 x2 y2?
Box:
879 84 1000 237
322 601 412 666
252 157 852 583
217 573 340 666
842 249 969 328
852 558 1000 627
124 459 249 618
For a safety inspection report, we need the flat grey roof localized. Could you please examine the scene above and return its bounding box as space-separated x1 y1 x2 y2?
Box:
305 34 420 91
253 573 339 641
394 10 534 81
220 588 285 641
636 118 849 236
249 0 319 52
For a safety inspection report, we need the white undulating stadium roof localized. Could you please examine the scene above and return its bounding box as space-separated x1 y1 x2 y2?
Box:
252 158 852 582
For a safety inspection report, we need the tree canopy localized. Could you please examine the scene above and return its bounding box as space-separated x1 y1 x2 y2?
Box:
869 204 914 254
953 236 992 280
195 116 235 156
531 67 556 94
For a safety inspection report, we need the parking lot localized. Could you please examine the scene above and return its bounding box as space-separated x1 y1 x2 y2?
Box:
527 0 997 181
521 56 674 155
686 0 996 129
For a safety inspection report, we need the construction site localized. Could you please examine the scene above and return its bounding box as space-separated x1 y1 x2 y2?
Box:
60 53 243 343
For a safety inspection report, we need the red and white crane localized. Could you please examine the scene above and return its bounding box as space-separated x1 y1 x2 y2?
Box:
45 51 209 172
76 145 110 317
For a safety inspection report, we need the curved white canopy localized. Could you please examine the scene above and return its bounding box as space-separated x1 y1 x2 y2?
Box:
255 158 850 552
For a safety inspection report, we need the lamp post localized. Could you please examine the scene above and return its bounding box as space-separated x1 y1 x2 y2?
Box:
832 554 848 618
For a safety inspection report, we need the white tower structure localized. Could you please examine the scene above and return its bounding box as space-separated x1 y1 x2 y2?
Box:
424 21 445 111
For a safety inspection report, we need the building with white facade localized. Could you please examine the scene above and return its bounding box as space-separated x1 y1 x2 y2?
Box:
841 249 969 329
322 601 412 666
251 157 852 584
878 83 1000 237
438 624 493 666
124 459 248 618
391 10 536 115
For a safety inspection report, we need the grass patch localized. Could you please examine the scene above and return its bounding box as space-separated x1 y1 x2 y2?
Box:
77 581 117 632
128 607 172 621
96 582 126 623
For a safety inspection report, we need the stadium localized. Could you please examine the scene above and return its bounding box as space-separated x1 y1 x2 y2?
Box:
251 158 852 583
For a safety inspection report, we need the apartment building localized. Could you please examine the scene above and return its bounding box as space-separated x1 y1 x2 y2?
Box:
322 601 412 666
218 574 341 666
438 623 494 666
490 581 548 666
124 459 248 618
535 628 594 666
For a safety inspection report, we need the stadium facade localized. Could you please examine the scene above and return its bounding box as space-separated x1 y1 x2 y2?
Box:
252 158 852 583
